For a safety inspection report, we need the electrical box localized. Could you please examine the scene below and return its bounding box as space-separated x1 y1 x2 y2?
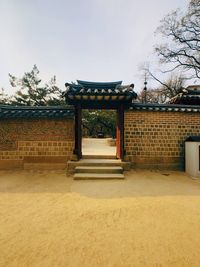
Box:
185 136 200 178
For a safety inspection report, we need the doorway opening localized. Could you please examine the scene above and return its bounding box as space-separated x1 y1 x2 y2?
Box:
64 81 136 161
82 109 117 157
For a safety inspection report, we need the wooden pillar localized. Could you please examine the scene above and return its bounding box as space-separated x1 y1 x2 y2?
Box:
74 104 82 160
116 104 124 159
119 104 125 160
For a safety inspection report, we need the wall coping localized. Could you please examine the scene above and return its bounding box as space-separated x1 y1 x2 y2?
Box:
129 103 200 113
0 105 74 119
1 102 200 119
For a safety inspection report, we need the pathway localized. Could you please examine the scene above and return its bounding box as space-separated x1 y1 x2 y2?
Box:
82 138 116 156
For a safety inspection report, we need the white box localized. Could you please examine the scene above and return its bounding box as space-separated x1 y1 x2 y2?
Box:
185 141 200 178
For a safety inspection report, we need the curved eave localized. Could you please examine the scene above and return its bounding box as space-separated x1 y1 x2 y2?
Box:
65 94 136 102
64 81 137 106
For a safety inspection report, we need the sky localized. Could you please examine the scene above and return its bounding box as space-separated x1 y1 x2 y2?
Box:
0 0 188 95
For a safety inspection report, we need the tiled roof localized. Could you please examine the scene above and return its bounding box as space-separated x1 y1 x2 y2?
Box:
76 80 123 89
0 105 74 119
130 103 200 112
168 86 200 105
64 80 137 104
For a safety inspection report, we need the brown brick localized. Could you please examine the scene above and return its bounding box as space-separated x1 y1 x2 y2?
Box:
124 110 200 170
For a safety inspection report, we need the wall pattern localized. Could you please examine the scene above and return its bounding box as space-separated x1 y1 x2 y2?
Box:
124 110 200 169
0 118 74 169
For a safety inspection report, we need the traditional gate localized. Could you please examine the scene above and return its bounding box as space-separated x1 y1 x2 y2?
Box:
63 80 137 160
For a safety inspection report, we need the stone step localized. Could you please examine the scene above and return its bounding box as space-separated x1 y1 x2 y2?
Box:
82 155 116 159
74 173 125 180
75 166 123 174
77 159 122 166
67 159 131 173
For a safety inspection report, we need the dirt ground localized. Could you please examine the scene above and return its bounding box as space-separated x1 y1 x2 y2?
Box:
0 170 200 267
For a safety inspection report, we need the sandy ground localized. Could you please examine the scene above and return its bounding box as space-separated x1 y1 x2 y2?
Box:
82 138 116 156
0 170 200 267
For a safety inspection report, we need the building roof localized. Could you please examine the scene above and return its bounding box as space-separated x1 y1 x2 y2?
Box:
168 85 200 105
0 105 74 119
63 80 137 107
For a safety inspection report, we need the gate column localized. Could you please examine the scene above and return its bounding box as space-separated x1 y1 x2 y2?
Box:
116 104 124 160
74 103 82 160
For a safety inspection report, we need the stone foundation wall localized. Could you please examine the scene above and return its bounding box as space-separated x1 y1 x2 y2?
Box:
0 118 74 169
124 110 200 170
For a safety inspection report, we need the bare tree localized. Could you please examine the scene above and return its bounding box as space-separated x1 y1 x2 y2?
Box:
155 0 200 79
138 73 185 103
138 62 185 103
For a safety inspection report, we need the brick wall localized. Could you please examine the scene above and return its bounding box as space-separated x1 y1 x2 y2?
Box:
2 108 200 171
0 118 74 169
124 110 200 170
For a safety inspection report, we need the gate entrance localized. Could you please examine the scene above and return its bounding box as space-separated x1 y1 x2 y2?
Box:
64 80 137 160
82 109 116 157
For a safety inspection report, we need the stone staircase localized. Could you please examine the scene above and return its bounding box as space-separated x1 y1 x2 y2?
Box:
73 158 125 180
